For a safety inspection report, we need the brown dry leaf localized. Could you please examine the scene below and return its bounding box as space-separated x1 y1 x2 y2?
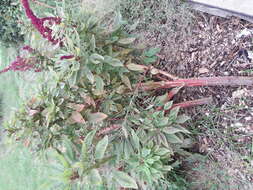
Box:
126 63 146 72
67 103 85 112
70 111 86 124
199 67 209 74
232 89 248 99
121 75 132 90
74 104 85 112
23 139 31 147
88 112 108 123
81 94 96 108
28 97 37 105
29 109 39 116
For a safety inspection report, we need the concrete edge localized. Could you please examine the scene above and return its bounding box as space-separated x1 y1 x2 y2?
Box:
188 1 253 23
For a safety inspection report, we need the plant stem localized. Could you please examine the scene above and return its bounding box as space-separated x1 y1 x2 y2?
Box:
171 97 212 109
138 77 253 91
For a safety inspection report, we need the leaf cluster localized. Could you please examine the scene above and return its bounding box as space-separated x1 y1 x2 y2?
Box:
0 0 24 45
6 1 192 189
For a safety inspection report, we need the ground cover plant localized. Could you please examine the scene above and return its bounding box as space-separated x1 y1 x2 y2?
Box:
119 0 192 40
0 0 24 45
1 0 253 189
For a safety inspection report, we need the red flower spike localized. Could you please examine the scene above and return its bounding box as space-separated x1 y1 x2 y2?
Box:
23 45 34 53
21 0 61 44
0 46 42 74
60 55 75 60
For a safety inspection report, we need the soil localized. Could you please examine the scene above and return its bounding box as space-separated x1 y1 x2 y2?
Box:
140 11 253 189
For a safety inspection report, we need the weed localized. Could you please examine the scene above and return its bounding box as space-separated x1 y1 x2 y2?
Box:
186 101 253 190
119 0 193 39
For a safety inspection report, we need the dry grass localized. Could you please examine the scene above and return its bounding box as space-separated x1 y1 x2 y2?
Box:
186 92 253 190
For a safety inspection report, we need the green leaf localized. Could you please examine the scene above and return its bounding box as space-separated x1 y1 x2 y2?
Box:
155 93 168 106
155 147 171 156
95 135 109 160
55 152 71 168
131 130 140 150
88 169 102 185
104 56 123 67
118 37 136 45
110 58 124 67
144 47 161 57
94 75 105 95
112 171 138 189
162 165 173 171
141 148 151 157
143 56 157 64
164 101 173 110
88 112 108 123
83 66 94 84
90 53 104 64
157 117 169 127
63 138 75 161
69 71 77 87
169 106 180 120
163 126 190 134
166 134 183 144
176 114 191 124
81 141 88 168
159 133 169 148
84 130 97 147
126 63 146 72
90 34 96 52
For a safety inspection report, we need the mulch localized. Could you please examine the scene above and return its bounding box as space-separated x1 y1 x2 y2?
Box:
142 11 253 187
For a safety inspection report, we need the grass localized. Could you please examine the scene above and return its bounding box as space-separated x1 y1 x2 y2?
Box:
186 102 253 190
0 45 52 189
0 143 53 190
0 45 21 118
119 0 193 40
0 44 42 120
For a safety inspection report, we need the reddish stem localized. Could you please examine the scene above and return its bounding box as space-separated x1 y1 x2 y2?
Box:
156 86 184 111
171 97 212 109
139 77 253 91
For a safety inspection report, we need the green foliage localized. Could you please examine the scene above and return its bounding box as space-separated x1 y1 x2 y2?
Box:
119 0 192 36
0 0 24 45
5 1 192 189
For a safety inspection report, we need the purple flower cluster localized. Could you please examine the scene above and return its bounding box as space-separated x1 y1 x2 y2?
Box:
21 0 61 44
0 57 34 74
22 45 34 53
60 55 75 60
0 46 41 74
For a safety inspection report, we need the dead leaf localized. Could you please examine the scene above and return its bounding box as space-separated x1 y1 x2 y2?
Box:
70 111 86 124
126 63 146 72
23 139 31 147
81 94 96 108
121 75 132 90
199 68 209 74
29 109 39 116
67 103 85 112
29 97 37 105
88 112 108 123
232 89 248 99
